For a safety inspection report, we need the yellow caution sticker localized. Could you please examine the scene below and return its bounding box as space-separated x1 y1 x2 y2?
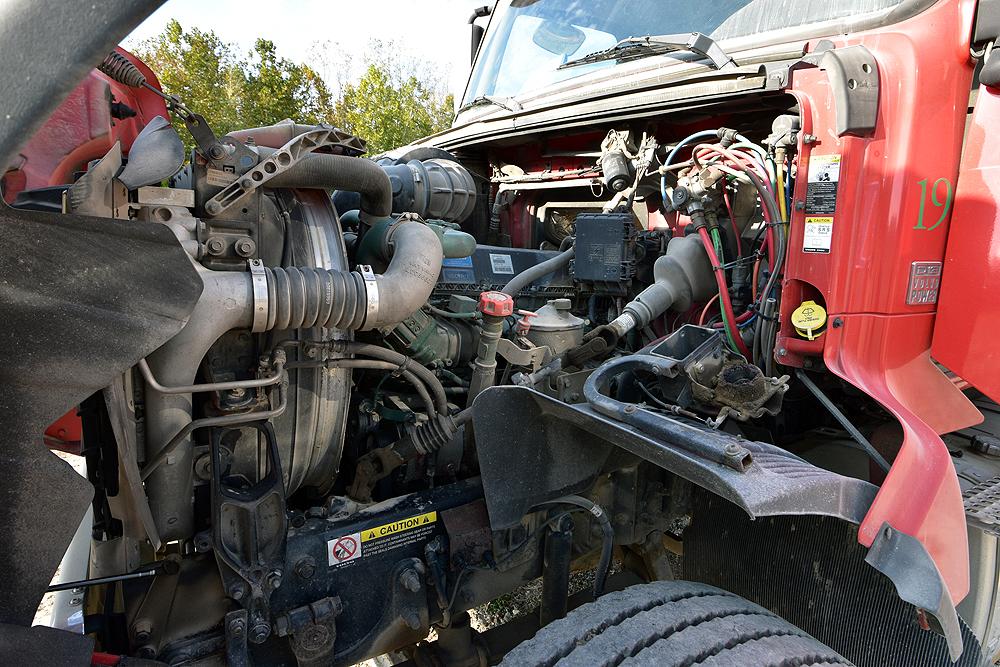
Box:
361 511 437 542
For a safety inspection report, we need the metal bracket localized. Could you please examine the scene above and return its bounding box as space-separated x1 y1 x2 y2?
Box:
248 259 268 333
204 126 365 217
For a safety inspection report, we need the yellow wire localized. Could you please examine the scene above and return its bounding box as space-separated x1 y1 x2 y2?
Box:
776 165 787 222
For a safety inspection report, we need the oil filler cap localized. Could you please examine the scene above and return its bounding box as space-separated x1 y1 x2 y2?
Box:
791 300 827 340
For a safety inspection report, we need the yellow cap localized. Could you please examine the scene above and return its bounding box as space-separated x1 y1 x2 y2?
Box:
791 300 827 340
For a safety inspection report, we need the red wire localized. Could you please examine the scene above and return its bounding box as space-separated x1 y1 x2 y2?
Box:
698 226 751 358
722 188 742 257
698 294 720 325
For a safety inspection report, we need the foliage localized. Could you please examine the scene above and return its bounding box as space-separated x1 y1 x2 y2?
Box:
135 22 453 155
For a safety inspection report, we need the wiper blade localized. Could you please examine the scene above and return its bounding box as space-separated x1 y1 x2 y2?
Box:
559 32 736 71
458 95 523 114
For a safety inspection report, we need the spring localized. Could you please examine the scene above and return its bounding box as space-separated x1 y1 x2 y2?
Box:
98 51 146 88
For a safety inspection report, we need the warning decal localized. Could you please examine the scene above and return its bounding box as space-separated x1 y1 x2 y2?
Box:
803 216 834 254
806 154 841 215
328 532 362 566
327 512 438 568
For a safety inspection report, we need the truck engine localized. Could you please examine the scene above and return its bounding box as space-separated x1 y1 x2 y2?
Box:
4 2 997 657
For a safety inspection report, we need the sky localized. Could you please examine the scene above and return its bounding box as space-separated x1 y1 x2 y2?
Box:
124 0 489 99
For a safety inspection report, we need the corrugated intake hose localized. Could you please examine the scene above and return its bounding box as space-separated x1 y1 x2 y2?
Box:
266 152 392 222
263 217 444 332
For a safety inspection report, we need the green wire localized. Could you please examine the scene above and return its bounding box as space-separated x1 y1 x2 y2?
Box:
710 227 740 353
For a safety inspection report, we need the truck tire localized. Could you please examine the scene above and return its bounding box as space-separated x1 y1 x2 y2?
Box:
500 580 852 666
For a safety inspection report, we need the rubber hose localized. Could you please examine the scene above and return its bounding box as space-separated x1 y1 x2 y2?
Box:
501 246 575 297
267 153 393 221
264 218 443 333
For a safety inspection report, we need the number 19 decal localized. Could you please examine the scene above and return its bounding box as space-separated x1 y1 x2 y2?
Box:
914 177 953 231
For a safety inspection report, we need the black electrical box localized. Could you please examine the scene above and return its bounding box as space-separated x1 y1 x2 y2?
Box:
571 212 636 286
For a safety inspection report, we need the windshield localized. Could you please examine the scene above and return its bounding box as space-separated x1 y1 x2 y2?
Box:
463 0 905 106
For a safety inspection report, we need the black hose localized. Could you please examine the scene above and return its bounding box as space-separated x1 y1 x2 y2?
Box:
501 246 575 297
267 153 392 221
342 342 449 415
290 358 435 416
535 495 614 597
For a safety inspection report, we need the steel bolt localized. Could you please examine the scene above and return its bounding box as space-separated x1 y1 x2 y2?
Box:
832 317 844 328
230 583 247 601
240 178 254 189
228 617 245 637
802 134 817 144
399 568 422 593
294 556 316 580
777 348 787 357
403 611 421 630
624 404 637 414
208 144 226 160
234 238 256 258
249 622 271 645
724 443 742 456
205 201 222 216
206 236 226 255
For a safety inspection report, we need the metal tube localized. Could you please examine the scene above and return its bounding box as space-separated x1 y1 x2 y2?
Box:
138 358 284 394
141 377 288 481
467 312 505 406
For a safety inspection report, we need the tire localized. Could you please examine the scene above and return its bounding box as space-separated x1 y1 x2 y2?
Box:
500 580 853 667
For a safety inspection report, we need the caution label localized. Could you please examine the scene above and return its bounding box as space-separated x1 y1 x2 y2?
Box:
327 511 437 568
803 216 834 254
362 511 437 542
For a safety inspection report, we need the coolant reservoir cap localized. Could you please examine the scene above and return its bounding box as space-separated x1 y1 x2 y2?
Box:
791 300 827 340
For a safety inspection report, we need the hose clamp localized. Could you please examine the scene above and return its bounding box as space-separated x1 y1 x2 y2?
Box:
248 259 268 333
357 264 379 327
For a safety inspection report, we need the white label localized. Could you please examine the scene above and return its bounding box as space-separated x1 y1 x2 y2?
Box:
803 216 834 253
205 168 237 187
327 531 362 566
807 155 841 183
490 253 514 274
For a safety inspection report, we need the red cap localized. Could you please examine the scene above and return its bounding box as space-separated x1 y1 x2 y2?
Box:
478 291 514 317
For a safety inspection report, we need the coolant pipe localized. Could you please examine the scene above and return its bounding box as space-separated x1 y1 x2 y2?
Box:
607 233 714 339
583 354 752 472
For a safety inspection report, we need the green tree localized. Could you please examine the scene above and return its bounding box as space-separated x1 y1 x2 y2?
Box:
136 24 453 157
336 57 454 155
136 19 243 152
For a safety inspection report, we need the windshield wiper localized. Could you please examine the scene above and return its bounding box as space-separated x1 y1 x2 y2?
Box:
559 32 736 71
458 95 523 114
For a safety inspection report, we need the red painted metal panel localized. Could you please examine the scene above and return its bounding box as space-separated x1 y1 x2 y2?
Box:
780 0 983 603
1 47 168 202
932 82 1000 402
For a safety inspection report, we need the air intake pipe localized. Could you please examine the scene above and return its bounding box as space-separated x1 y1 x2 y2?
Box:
263 216 443 331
